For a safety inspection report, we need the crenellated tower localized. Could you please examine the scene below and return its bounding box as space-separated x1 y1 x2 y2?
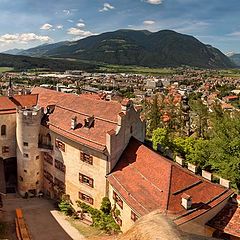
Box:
16 106 43 197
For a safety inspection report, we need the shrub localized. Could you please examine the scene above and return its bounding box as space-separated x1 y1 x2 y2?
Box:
58 199 75 216
76 198 120 234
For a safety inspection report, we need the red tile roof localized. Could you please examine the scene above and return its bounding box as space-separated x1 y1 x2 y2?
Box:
207 197 240 238
32 87 123 151
0 94 38 114
107 138 233 225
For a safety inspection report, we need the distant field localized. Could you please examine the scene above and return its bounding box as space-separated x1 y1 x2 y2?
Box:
98 64 176 75
0 67 14 73
219 69 240 78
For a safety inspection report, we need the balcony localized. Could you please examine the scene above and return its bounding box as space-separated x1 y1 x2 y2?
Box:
38 143 53 152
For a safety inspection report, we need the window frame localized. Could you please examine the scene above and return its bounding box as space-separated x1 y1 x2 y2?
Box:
2 146 9 154
55 139 65 152
113 191 123 209
55 159 66 173
80 152 93 165
79 173 94 188
79 192 94 205
131 211 138 222
1 125 6 136
43 152 53 165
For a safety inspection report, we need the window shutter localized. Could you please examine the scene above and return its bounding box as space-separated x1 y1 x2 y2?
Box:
79 173 83 183
89 156 93 165
89 178 94 188
80 152 84 161
89 197 94 205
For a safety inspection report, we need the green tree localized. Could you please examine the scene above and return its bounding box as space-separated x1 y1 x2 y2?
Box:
100 197 111 215
146 94 162 136
152 128 171 153
190 99 208 138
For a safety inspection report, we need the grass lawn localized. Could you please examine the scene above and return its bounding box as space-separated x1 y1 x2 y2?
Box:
99 64 175 75
219 69 240 78
0 67 14 73
67 216 111 239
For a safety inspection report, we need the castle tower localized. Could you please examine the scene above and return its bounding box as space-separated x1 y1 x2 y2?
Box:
16 106 43 197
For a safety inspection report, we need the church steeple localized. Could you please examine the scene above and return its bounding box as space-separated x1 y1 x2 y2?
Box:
7 78 13 98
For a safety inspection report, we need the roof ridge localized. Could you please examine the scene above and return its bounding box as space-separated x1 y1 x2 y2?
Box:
165 165 173 211
56 105 118 125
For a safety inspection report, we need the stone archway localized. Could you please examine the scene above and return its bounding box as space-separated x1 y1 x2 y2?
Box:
1 157 17 193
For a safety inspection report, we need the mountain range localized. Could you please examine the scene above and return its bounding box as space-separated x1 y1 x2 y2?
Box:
228 53 240 66
2 29 237 69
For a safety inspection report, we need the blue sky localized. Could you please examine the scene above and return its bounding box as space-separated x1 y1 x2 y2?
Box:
0 0 240 53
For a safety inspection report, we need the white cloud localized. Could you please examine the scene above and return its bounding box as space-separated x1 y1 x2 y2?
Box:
145 0 163 4
76 22 85 28
67 28 93 38
99 3 115 12
67 19 74 23
0 33 52 44
56 25 63 29
40 23 53 30
143 20 155 25
63 9 71 15
227 31 240 37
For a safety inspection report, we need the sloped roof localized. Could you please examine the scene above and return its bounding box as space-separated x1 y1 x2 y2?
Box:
32 87 123 151
107 138 233 225
0 94 38 115
207 197 240 238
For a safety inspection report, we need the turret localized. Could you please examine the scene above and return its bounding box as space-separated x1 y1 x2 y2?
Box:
16 106 43 197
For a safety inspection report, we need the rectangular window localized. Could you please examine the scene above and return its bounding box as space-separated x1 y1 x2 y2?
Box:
116 217 122 226
55 139 65 152
79 192 94 205
79 173 94 188
23 153 29 158
36 155 39 160
113 191 123 209
55 159 66 173
54 177 65 192
80 152 93 165
23 142 28 147
43 170 53 183
131 211 138 222
2 146 9 154
43 152 53 165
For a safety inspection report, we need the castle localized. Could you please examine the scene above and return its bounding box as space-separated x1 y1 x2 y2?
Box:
0 84 238 239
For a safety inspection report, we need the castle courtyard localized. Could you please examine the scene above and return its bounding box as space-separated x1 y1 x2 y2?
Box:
0 195 78 240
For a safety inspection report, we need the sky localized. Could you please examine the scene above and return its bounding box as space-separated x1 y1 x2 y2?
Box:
0 0 240 53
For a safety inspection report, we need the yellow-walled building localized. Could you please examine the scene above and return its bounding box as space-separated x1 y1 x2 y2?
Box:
0 86 239 239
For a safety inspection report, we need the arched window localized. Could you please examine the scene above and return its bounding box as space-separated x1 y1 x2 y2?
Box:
1 125 6 136
46 133 51 145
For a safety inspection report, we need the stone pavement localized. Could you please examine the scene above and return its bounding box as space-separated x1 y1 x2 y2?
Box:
1 194 85 240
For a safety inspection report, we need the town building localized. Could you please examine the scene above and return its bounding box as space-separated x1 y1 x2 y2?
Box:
0 84 238 239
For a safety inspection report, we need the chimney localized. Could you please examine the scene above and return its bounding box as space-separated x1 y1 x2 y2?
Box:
121 99 132 114
84 116 95 128
71 116 77 130
181 193 192 210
